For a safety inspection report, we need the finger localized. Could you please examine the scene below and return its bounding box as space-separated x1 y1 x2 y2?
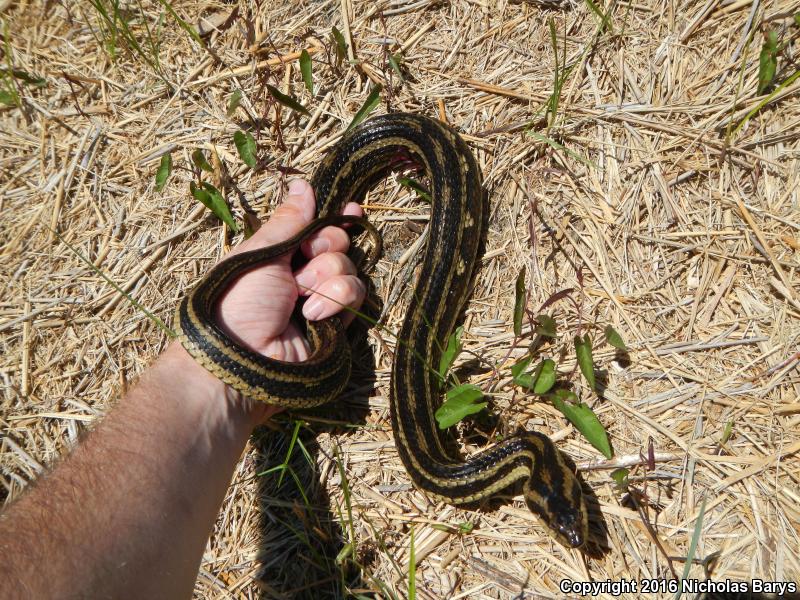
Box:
234 179 315 254
301 275 366 325
299 201 364 258
294 252 357 296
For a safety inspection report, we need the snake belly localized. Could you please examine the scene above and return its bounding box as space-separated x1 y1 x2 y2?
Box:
175 113 589 548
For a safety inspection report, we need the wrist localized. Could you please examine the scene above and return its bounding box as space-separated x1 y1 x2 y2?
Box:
151 342 271 431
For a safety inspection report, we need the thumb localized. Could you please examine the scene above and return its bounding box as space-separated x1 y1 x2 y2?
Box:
246 179 316 250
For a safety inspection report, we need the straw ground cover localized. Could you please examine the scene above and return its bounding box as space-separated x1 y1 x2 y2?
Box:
1 0 799 598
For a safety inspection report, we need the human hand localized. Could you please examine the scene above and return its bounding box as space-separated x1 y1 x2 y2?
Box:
215 179 366 363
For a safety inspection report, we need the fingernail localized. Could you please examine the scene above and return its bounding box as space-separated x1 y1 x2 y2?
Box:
303 297 324 320
309 237 330 254
295 270 317 293
288 179 307 196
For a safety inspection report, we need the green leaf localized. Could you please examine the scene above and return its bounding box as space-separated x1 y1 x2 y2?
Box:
346 84 382 132
226 89 242 117
457 521 474 534
513 267 526 337
0 89 17 105
331 26 347 64
757 30 778 95
575 334 596 392
233 130 257 168
154 153 172 192
266 84 311 116
192 149 213 173
438 325 463 381
532 359 557 394
610 468 629 490
534 314 557 338
397 177 431 202
795 13 800 27
388 53 405 82
435 384 486 429
190 182 239 233
515 358 557 394
604 324 627 351
1 68 46 87
510 356 533 380
300 49 313 95
720 419 733 445
550 389 611 458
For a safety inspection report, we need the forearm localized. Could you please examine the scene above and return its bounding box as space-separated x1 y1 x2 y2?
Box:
0 343 266 599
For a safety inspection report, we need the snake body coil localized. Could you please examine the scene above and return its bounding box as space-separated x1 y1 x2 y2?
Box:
176 113 588 548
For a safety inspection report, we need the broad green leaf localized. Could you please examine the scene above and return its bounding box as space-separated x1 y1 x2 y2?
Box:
610 468 629 490
190 180 212 209
515 358 557 394
0 90 15 105
331 26 347 64
510 355 533 380
192 149 213 173
226 89 242 117
604 324 627 351
513 267 526 337
550 389 612 458
266 84 311 116
190 182 239 233
234 130 257 168
154 153 172 192
575 334 596 391
534 314 557 338
438 325 463 380
346 84 382 132
388 53 404 82
398 177 431 202
532 359 556 394
757 30 778 94
435 384 486 429
300 49 313 95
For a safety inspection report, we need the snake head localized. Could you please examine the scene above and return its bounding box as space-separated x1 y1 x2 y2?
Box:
551 498 588 548
523 434 590 548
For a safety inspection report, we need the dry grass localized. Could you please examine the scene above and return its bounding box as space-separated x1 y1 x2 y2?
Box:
2 0 800 598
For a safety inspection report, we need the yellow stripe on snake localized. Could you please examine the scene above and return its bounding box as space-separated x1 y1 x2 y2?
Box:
175 113 589 548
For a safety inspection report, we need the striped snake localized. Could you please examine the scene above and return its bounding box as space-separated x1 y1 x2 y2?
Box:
175 113 588 548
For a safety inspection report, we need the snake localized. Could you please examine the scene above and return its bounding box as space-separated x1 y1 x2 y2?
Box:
175 113 589 548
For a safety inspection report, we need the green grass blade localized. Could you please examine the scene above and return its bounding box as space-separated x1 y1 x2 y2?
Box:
50 228 173 337
346 85 382 132
674 497 707 599
528 131 596 168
